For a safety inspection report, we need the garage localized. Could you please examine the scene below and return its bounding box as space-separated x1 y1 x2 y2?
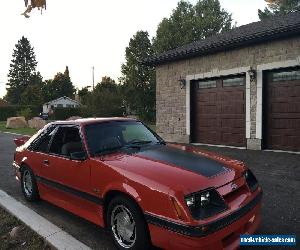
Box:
148 11 300 150
264 68 300 151
191 75 246 147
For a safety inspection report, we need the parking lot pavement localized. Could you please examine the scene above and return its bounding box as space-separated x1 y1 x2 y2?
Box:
0 132 299 249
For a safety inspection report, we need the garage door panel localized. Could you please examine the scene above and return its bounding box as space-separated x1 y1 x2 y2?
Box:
270 102 300 113
196 118 218 127
222 133 245 146
197 92 217 102
268 128 299 136
192 76 246 147
269 118 300 129
269 113 300 119
269 84 300 97
197 104 218 114
265 69 300 151
270 96 300 104
268 136 300 151
222 104 245 114
221 118 244 128
219 90 244 101
194 130 218 144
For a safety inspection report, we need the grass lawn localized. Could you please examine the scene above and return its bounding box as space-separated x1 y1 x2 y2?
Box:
0 121 37 136
0 207 52 250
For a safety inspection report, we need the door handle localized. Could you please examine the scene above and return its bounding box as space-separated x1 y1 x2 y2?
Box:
43 159 49 165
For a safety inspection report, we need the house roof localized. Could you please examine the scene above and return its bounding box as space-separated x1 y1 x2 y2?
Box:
145 11 300 66
44 96 80 106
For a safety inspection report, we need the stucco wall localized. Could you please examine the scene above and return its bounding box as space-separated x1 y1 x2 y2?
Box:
156 36 300 146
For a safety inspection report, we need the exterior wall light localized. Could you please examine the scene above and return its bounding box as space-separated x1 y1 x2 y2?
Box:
179 76 186 89
248 67 256 82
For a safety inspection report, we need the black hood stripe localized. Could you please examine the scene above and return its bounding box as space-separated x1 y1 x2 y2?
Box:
135 145 230 178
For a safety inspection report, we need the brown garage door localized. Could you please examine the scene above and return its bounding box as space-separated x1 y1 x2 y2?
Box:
265 69 300 151
191 75 246 147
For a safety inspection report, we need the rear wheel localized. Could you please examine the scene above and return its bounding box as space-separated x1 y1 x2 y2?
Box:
107 196 150 250
21 166 39 201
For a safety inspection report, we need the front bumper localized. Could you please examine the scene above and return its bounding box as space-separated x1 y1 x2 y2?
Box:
147 190 262 250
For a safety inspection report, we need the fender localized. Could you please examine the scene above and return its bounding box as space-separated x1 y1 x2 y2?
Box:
102 181 142 205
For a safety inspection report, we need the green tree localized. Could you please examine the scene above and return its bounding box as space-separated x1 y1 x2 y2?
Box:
41 79 54 102
121 31 156 122
153 0 233 53
87 76 124 117
78 86 91 105
20 72 44 106
258 0 300 20
42 66 76 101
6 36 38 104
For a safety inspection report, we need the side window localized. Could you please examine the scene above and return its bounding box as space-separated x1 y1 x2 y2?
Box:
49 127 84 157
29 125 56 153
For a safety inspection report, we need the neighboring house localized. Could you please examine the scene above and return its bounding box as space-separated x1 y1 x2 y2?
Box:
43 96 80 114
145 12 300 152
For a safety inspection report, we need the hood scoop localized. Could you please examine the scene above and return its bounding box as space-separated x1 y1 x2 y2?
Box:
135 145 232 178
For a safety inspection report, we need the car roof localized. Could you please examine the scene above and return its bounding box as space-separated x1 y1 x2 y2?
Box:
49 117 137 126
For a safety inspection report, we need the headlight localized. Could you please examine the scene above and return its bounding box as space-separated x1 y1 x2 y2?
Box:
185 189 227 220
185 196 195 207
200 192 210 207
244 169 258 192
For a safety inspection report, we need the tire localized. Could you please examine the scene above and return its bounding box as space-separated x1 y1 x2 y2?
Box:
20 166 40 202
107 195 150 250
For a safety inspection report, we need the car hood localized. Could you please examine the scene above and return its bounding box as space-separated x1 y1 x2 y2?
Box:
96 144 247 195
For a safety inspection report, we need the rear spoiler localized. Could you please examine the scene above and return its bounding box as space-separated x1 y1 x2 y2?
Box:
14 136 31 147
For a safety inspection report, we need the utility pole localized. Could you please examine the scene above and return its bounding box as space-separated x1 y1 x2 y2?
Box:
92 66 95 91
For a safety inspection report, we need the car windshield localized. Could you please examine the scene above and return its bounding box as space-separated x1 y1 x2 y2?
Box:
84 121 163 156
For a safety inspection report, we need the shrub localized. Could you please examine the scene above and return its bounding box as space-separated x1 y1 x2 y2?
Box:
51 107 82 120
17 107 33 120
0 105 40 121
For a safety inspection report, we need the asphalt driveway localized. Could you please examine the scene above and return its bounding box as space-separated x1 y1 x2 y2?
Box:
0 132 299 249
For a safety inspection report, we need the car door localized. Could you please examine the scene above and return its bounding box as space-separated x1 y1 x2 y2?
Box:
26 124 57 178
42 125 101 223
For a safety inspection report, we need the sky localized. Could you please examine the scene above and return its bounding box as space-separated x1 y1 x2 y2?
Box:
0 0 267 98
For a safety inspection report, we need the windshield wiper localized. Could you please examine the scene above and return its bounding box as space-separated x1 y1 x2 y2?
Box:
94 140 155 156
94 145 124 156
126 140 153 146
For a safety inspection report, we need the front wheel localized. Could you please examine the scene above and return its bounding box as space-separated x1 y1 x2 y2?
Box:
107 196 150 250
20 166 40 201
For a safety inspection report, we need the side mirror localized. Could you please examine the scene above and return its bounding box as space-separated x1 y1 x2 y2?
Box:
70 151 87 161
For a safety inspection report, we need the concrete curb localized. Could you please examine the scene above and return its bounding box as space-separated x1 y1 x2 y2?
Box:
0 190 91 250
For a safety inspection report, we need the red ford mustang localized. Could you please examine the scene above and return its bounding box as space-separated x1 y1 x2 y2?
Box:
12 118 262 250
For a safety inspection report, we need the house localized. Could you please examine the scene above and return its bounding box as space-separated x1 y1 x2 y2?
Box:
145 11 300 152
43 96 80 114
